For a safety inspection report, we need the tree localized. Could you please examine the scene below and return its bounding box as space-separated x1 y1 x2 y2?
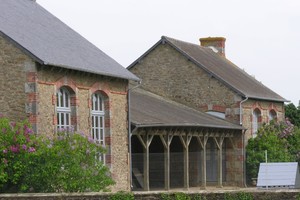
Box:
246 119 300 183
285 103 300 127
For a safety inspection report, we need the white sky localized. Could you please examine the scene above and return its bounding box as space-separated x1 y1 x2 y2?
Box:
38 0 300 105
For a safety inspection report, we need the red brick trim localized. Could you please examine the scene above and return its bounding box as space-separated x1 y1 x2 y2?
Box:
27 93 38 102
212 105 226 113
106 155 112 164
110 91 127 95
37 80 55 86
53 114 57 125
55 76 77 92
70 96 79 106
105 118 111 128
90 82 110 94
29 114 37 123
105 136 112 145
26 72 37 83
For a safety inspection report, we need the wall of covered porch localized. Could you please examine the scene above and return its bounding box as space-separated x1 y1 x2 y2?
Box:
130 127 244 191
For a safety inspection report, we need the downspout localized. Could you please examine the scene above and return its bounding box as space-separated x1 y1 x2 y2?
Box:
128 80 141 190
239 96 248 187
242 129 248 187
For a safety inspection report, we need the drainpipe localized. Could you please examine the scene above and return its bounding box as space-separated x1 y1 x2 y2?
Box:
128 80 141 190
242 129 248 187
239 96 248 125
239 96 248 187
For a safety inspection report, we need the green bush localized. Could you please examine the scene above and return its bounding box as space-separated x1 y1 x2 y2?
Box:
246 119 300 182
0 116 114 192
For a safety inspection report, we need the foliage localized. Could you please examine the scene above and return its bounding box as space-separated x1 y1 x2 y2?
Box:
285 103 300 127
246 119 300 182
109 191 134 200
0 117 38 192
224 192 253 200
0 116 114 193
174 192 191 200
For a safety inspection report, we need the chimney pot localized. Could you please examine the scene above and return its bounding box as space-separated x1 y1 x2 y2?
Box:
200 37 226 57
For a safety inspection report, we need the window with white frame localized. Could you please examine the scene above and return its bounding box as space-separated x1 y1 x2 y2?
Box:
252 109 261 137
57 87 71 130
91 93 105 162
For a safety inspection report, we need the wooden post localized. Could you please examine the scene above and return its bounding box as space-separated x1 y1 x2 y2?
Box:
180 134 192 190
137 134 153 191
160 134 173 190
214 136 224 188
197 135 208 189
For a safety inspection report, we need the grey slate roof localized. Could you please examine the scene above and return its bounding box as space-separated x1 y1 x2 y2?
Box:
128 36 286 102
130 88 244 130
0 0 139 81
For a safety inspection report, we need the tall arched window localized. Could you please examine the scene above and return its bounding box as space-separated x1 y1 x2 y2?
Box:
269 109 277 122
252 108 261 137
57 87 71 130
91 92 105 162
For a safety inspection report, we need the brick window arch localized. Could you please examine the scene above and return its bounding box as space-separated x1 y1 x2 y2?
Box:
252 108 262 138
90 91 111 165
56 86 76 131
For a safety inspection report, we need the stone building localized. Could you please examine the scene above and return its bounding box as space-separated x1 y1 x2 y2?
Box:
128 36 287 142
0 0 139 191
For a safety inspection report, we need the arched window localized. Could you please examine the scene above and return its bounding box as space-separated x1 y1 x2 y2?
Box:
57 87 71 130
91 92 105 162
252 108 261 138
269 109 277 122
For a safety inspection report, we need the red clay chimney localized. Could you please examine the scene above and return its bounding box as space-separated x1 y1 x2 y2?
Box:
200 37 226 57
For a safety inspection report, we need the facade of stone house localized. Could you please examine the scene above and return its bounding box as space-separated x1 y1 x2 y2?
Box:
129 88 244 191
0 0 139 191
128 36 287 141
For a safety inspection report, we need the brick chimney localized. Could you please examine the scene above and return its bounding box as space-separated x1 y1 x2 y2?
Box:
200 37 226 57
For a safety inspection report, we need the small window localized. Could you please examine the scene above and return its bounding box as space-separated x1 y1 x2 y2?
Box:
91 93 105 162
252 108 261 138
269 110 277 122
57 87 71 130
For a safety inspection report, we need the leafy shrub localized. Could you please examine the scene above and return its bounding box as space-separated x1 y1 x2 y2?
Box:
174 192 191 200
0 117 38 192
0 116 114 192
246 119 300 182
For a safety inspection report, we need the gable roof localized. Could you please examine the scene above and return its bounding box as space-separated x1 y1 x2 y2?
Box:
128 36 286 102
130 88 244 130
0 0 139 81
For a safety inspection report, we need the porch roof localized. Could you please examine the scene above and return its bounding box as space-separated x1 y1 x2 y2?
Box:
130 88 244 131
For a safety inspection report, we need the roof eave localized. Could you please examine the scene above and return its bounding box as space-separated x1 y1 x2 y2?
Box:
131 122 244 130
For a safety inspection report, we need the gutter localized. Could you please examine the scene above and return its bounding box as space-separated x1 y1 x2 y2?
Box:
127 80 142 190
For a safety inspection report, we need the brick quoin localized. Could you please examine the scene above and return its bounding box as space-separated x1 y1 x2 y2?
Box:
52 115 57 125
105 136 112 145
106 155 112 164
29 114 37 123
70 96 79 106
52 94 56 105
26 72 37 82
71 116 77 124
27 93 38 102
105 118 111 128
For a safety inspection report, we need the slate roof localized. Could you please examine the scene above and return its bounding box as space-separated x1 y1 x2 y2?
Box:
128 36 286 102
0 0 139 81
130 88 244 130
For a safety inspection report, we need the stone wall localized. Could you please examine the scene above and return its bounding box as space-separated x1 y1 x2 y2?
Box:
1 190 300 200
0 35 36 124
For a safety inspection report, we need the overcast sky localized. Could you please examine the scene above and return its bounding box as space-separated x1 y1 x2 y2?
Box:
38 0 300 105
